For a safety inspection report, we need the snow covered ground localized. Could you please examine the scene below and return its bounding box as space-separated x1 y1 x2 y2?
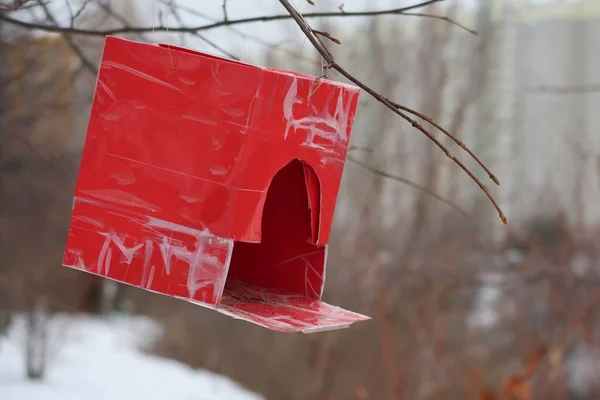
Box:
0 314 263 400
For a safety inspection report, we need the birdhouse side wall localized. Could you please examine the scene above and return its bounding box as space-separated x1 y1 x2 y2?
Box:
64 197 233 306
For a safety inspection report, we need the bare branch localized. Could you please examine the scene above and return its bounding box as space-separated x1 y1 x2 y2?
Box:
222 0 228 22
0 0 39 11
348 156 468 217
64 0 74 24
312 29 341 45
401 12 478 35
71 0 92 26
164 1 239 61
387 99 499 185
0 1 475 37
159 0 319 65
156 0 213 21
94 0 144 40
35 0 97 75
277 0 506 225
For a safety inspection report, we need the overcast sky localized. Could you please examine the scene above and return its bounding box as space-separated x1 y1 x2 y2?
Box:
146 0 443 60
10 0 562 63
141 0 559 61
144 0 459 62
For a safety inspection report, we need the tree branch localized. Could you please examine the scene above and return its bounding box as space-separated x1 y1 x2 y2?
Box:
159 0 319 65
400 12 477 35
348 156 468 217
222 0 228 22
35 0 97 75
71 0 92 26
94 0 145 40
164 0 239 60
277 0 506 224
0 0 39 11
0 0 475 37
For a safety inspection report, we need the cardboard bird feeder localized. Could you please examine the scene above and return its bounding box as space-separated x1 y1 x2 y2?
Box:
63 36 369 333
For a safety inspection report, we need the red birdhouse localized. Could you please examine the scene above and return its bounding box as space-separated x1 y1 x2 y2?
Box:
63 36 369 332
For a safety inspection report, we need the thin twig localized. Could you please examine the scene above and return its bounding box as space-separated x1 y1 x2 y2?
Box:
278 0 506 224
95 0 136 28
0 0 476 37
94 0 146 41
165 1 239 60
158 0 319 65
71 0 91 25
0 0 39 11
387 99 499 185
402 12 478 35
64 0 74 24
348 156 468 217
312 29 341 44
222 0 228 22
35 0 98 75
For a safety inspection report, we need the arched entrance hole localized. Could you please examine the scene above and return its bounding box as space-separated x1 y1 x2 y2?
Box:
224 159 325 300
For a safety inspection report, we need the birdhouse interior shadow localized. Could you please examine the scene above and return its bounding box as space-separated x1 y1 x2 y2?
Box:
224 159 326 301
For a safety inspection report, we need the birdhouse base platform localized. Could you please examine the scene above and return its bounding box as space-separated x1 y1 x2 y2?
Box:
218 281 368 333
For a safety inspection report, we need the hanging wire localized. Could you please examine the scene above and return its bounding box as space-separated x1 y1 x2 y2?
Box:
165 2 176 71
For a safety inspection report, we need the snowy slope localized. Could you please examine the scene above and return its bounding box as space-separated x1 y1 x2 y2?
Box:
0 314 263 400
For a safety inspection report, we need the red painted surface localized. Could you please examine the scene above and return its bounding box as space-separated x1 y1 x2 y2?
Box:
63 36 369 332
